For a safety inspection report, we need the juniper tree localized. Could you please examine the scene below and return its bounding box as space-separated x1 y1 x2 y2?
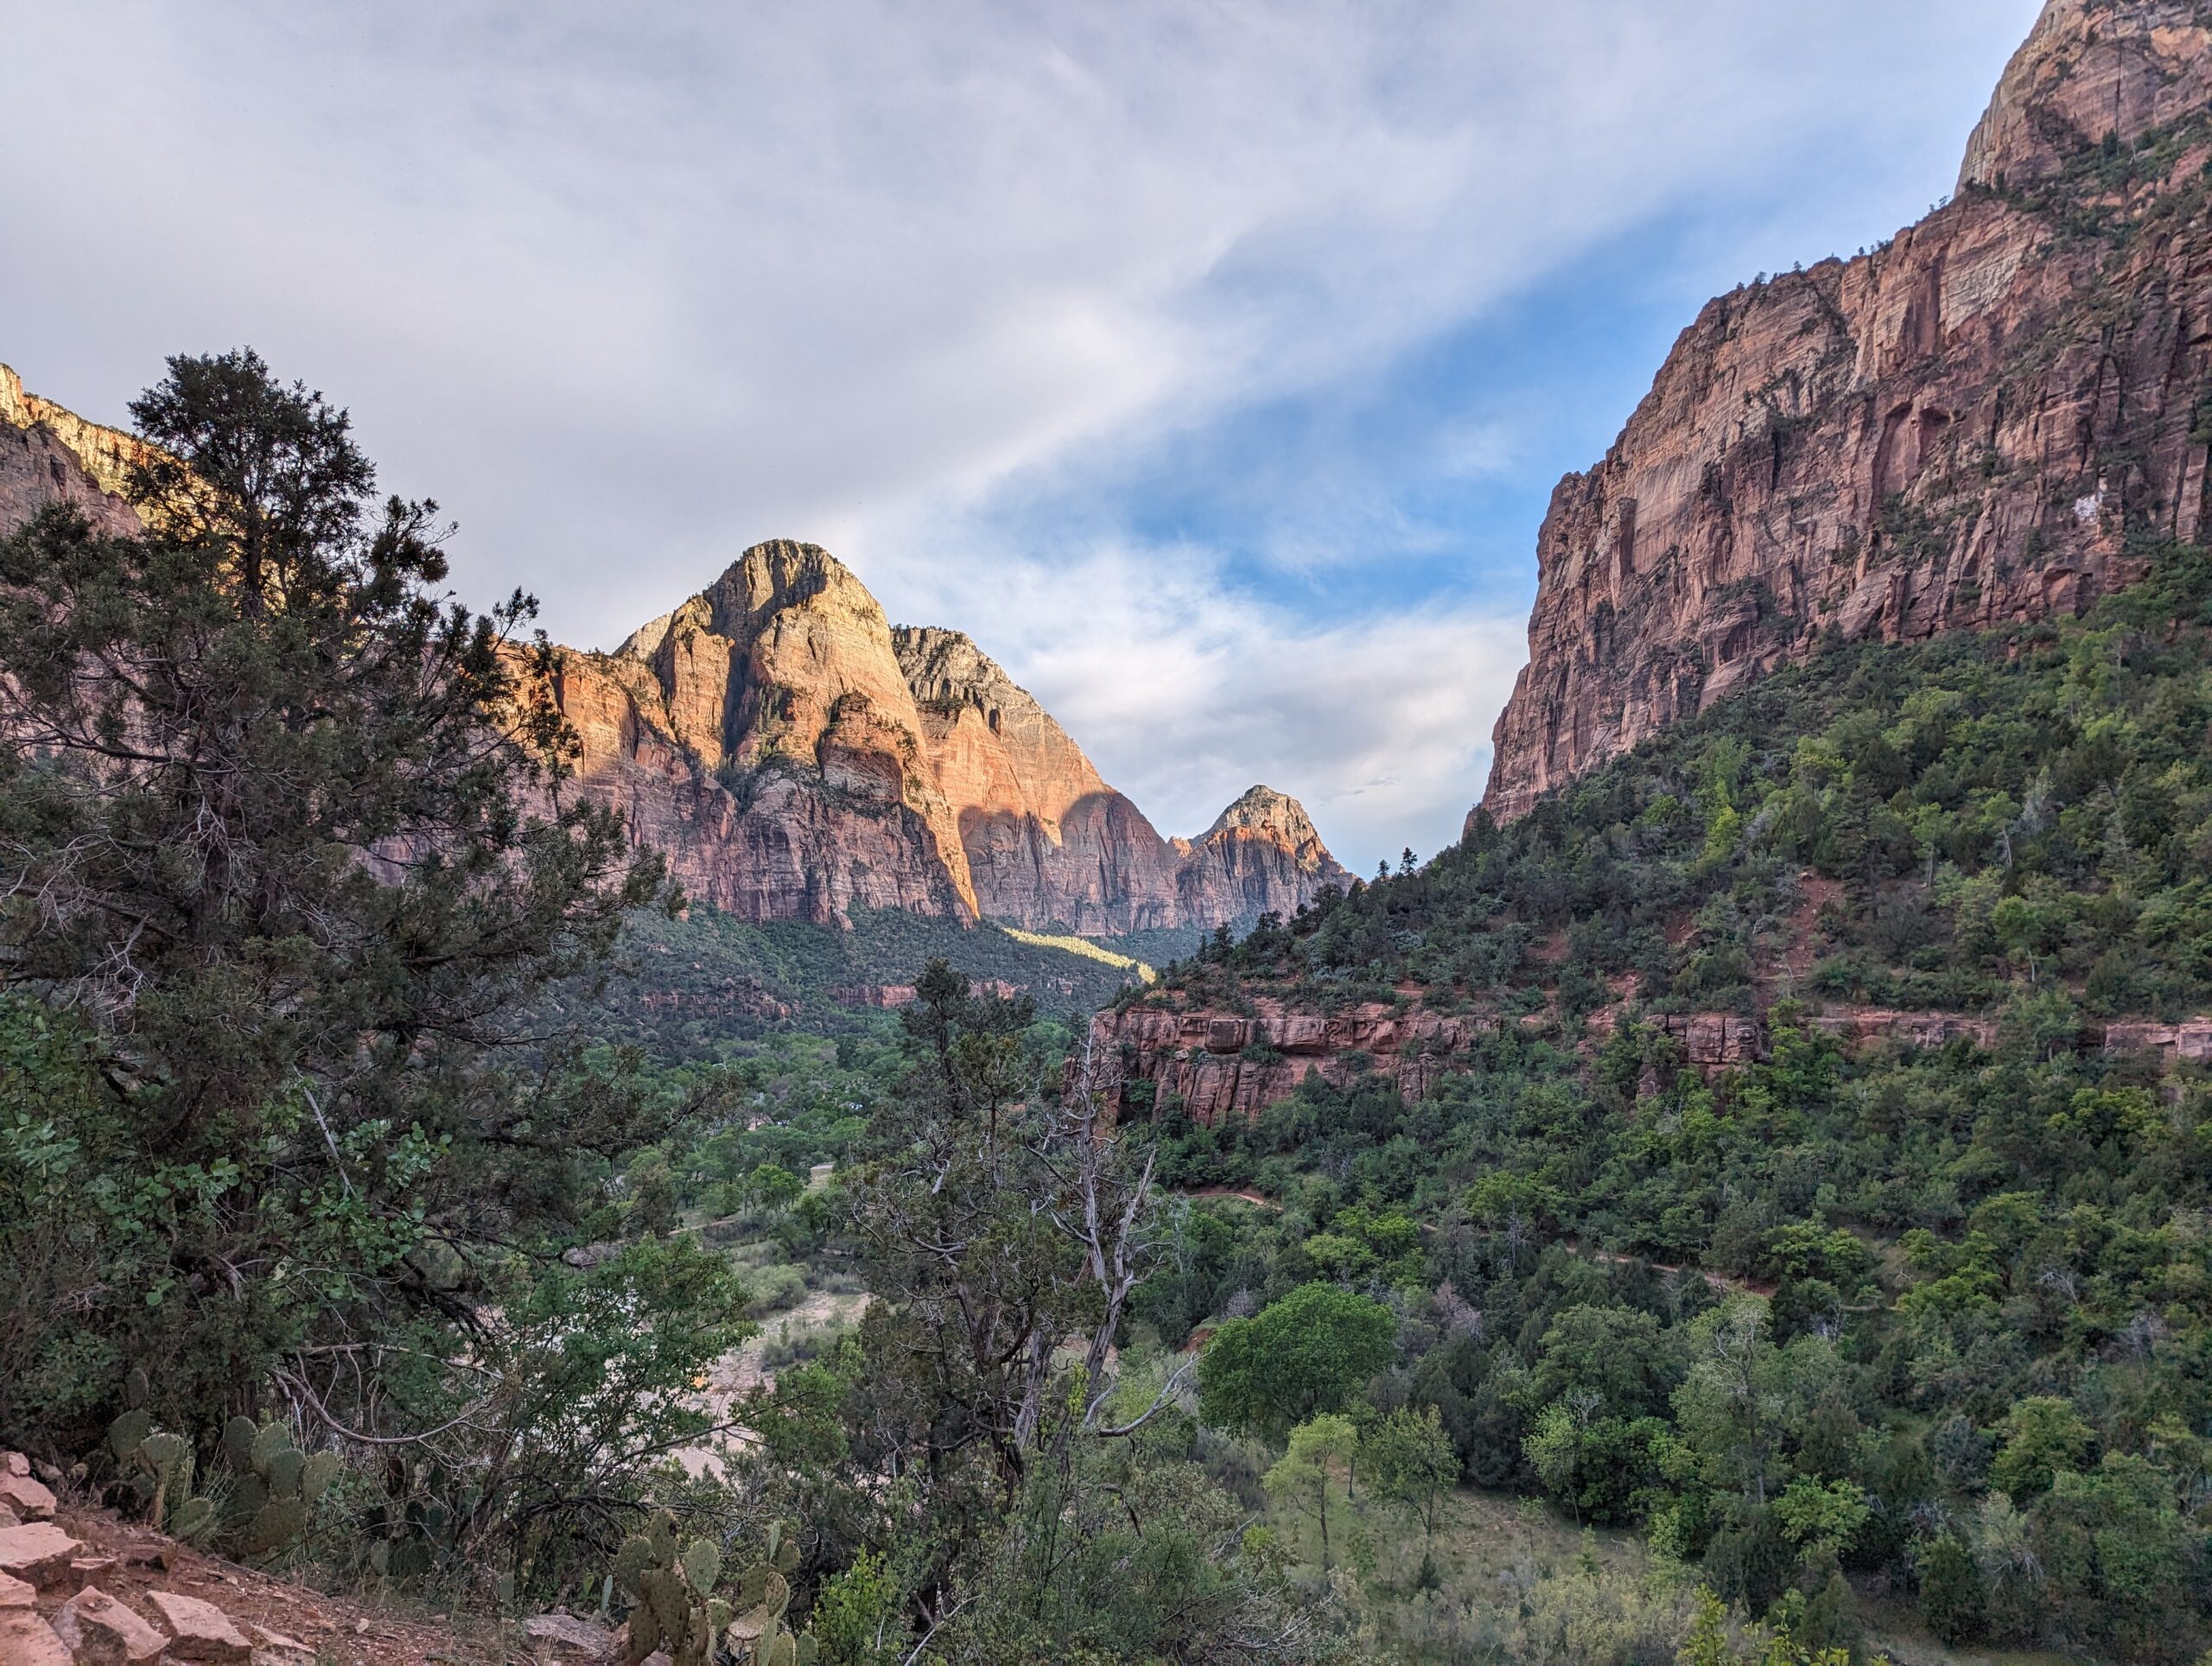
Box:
0 349 690 1454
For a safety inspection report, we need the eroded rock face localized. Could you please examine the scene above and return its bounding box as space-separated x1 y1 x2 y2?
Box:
0 379 1346 940
0 364 145 539
1085 996 1491 1126
556 544 1350 933
1478 0 2212 824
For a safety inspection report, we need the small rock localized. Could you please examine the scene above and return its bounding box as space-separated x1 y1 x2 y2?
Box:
245 1624 314 1666
145 1590 251 1664
0 1612 73 1666
0 1478 50 1525
52 1587 166 1666
69 1555 119 1587
0 1457 24 1478
0 1574 31 1610
0 1510 17 1533
0 1524 81 1589
524 1612 617 1661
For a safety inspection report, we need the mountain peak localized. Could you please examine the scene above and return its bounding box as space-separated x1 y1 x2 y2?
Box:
1201 786 1340 877
1957 0 2212 192
617 538 878 662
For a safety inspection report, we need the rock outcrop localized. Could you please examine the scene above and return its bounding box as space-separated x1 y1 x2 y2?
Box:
0 365 145 540
556 543 1351 933
1090 992 2212 1125
0 374 1349 940
1085 995 1487 1126
1479 0 2212 824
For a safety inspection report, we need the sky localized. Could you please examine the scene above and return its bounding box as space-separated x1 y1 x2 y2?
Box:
1 0 2042 875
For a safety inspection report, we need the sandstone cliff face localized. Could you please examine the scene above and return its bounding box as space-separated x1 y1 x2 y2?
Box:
560 544 1352 933
0 375 1346 938
1479 0 2212 824
0 363 146 537
1086 995 1485 1127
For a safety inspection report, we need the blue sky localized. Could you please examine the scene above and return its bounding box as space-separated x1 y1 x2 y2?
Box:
1 0 2041 873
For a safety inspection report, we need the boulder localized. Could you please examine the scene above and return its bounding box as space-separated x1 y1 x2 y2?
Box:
0 1478 51 1524
0 1525 81 1589
523 1612 618 1662
0 1574 30 1610
0 1613 73 1666
245 1623 315 1665
51 1587 166 1666
146 1590 252 1663
0 1459 25 1479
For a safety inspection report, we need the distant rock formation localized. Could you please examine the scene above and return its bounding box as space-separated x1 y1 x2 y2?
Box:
0 364 148 537
556 541 1352 932
1479 0 2212 824
0 373 1349 939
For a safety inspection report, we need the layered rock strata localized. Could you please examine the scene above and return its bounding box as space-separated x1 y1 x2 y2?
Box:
557 543 1351 932
1088 997 2212 1125
0 373 1350 937
1084 996 1485 1126
0 364 146 537
1480 0 2212 823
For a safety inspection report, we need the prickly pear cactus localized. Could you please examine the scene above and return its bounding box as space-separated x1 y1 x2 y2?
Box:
225 1421 340 1560
613 1509 752 1666
723 1520 817 1666
104 1411 215 1540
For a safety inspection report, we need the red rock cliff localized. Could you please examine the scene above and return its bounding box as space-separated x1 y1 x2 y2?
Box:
1479 0 2212 825
556 544 1351 932
0 380 1348 938
0 364 148 537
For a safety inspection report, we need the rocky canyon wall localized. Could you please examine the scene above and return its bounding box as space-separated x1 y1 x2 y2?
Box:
1479 0 2212 824
561 542 1352 932
0 378 1350 939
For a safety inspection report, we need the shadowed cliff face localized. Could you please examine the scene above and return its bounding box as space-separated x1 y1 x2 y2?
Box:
0 385 1349 938
1480 0 2212 826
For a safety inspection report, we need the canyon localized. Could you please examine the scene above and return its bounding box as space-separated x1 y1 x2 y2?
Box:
1478 0 2212 824
0 374 1349 942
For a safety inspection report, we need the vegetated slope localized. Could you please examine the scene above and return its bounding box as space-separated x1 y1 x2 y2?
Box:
583 902 1154 1058
1482 0 2212 823
1096 544 2212 1658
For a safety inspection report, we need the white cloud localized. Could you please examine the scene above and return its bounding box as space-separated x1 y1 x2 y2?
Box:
846 521 1528 871
0 0 2040 870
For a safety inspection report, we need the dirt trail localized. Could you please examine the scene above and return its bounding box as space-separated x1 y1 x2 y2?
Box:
1562 1238 1777 1298
1174 1186 1283 1211
676 1288 873 1478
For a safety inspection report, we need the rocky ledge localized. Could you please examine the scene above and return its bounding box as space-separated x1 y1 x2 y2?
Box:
1086 996 2212 1125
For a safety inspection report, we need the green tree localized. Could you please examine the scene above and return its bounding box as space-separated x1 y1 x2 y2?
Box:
809 1548 906 1664
1198 1281 1395 1438
1364 1402 1460 1544
626 1149 680 1238
1991 1396 2093 1503
0 351 693 1579
1264 1413 1359 1569
1914 1536 1985 1646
